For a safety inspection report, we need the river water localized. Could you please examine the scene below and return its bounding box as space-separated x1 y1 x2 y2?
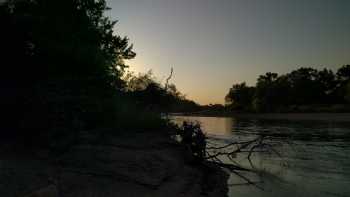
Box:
170 115 350 197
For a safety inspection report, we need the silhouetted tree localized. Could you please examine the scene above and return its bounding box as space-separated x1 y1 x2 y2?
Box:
336 65 350 103
286 68 321 105
316 68 337 103
0 0 135 145
225 82 255 111
254 72 282 112
337 65 350 82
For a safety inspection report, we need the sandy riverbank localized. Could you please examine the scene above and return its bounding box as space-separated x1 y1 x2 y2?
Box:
0 131 228 197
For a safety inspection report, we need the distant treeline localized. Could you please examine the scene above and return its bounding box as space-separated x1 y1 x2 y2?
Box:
225 66 350 112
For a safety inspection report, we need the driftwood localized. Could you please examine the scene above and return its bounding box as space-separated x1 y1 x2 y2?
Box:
205 135 290 190
177 121 288 190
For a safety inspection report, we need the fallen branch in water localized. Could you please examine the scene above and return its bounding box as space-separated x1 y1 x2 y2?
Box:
205 135 270 189
176 121 285 190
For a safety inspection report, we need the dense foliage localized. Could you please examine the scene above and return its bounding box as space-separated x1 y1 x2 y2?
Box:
0 0 163 147
0 0 199 148
123 71 200 112
226 66 350 112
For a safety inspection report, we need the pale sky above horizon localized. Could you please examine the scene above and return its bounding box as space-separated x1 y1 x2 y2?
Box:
106 0 350 104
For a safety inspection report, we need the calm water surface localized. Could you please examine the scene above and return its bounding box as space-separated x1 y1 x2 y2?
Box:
171 115 350 197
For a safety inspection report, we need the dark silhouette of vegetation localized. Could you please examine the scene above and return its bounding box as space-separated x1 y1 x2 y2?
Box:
225 83 256 111
178 121 206 162
0 0 169 149
0 0 200 149
123 70 201 113
226 66 350 112
200 104 226 114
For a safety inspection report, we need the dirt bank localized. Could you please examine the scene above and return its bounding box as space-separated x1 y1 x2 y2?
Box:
0 131 228 197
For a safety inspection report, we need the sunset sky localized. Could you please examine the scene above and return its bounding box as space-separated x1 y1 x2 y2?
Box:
106 0 350 104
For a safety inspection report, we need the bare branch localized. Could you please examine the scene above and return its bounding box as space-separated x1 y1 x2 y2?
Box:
203 134 285 190
165 67 173 90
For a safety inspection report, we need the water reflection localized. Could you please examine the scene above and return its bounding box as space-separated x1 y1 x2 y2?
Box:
170 115 350 197
171 116 234 137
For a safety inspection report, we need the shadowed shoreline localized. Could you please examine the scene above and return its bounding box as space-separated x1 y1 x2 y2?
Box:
0 132 228 197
